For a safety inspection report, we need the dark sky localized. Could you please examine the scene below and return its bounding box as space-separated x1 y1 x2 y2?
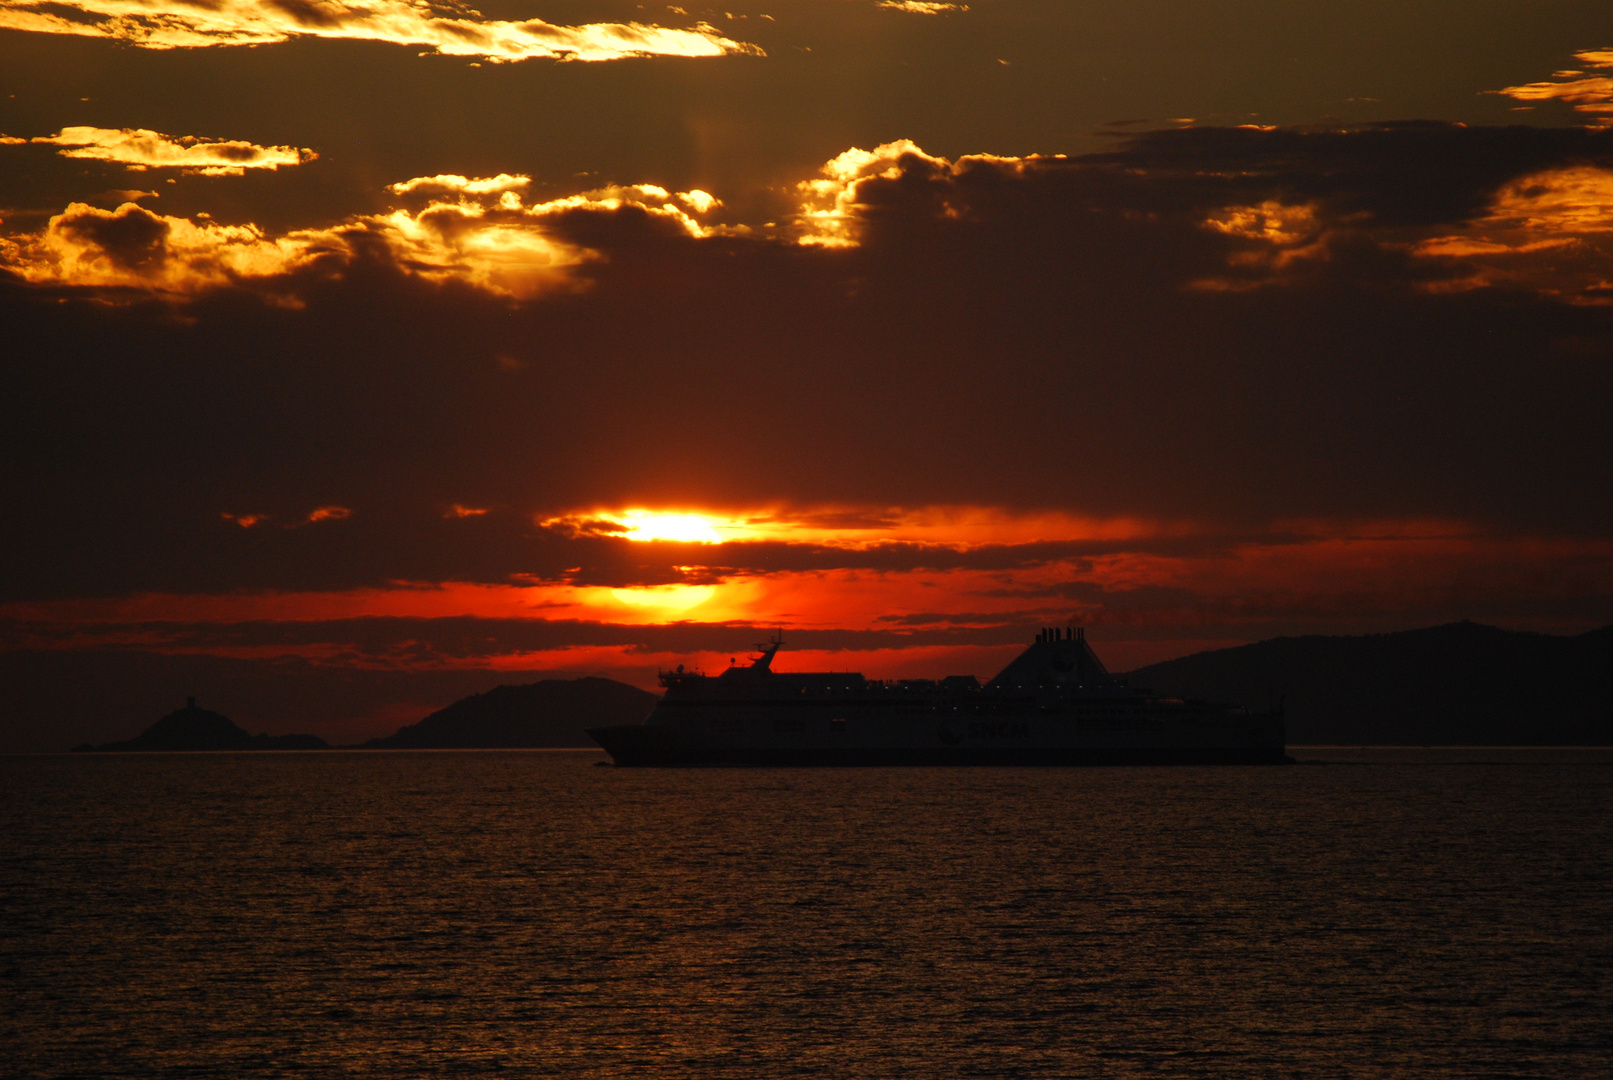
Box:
3 2 1612 749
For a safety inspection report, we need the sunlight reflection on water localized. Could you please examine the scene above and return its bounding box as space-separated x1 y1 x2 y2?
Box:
3 750 1610 1077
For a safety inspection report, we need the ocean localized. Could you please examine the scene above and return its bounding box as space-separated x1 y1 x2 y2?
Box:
4 750 1610 1078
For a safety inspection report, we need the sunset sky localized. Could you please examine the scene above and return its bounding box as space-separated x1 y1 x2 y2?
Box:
3 1 1612 749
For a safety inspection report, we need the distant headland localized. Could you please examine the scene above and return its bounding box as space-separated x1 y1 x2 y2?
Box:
72 698 329 752
71 679 659 752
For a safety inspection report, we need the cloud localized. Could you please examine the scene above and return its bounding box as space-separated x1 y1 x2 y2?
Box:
4 521 1606 687
388 174 532 197
0 178 725 296
3 124 1612 624
11 126 1608 302
16 126 316 175
0 201 325 293
877 2 969 14
1498 48 1613 126
1081 123 1613 299
788 127 1613 300
0 0 764 62
95 189 162 204
1409 165 1613 300
795 138 981 247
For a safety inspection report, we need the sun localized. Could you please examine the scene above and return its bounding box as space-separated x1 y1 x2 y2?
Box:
611 510 732 543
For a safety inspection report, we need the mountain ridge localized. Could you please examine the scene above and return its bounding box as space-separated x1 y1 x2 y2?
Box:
1126 620 1613 745
361 676 659 749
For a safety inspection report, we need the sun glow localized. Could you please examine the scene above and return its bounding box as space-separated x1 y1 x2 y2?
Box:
549 505 1182 549
607 584 717 610
6 520 1609 684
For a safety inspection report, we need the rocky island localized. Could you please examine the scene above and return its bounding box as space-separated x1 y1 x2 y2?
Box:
72 698 329 752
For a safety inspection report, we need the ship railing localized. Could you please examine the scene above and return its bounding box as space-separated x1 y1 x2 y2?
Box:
657 666 705 685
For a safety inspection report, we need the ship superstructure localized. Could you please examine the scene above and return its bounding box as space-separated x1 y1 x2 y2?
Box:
588 629 1287 765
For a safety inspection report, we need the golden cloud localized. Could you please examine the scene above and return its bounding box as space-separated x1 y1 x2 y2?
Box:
0 0 763 62
16 126 315 175
796 139 935 247
1498 48 1613 126
0 175 727 297
877 2 969 14
0 202 328 293
388 174 532 197
794 139 1041 247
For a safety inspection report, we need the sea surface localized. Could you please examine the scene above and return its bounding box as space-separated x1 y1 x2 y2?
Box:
3 749 1611 1078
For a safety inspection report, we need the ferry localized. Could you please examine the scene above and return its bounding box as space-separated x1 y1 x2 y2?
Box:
588 629 1287 765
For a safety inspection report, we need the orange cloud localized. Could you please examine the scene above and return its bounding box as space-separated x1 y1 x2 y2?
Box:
1410 165 1613 301
1184 157 1613 299
1192 199 1332 288
0 0 763 62
221 507 352 528
1498 48 1613 126
16 126 315 174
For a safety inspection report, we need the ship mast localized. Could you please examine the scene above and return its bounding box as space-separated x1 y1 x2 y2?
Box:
750 628 785 672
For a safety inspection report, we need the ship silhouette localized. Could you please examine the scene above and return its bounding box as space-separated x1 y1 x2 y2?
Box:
589 629 1286 765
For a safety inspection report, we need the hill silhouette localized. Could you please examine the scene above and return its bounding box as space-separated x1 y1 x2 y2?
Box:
363 677 658 748
1127 621 1613 745
73 698 329 752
